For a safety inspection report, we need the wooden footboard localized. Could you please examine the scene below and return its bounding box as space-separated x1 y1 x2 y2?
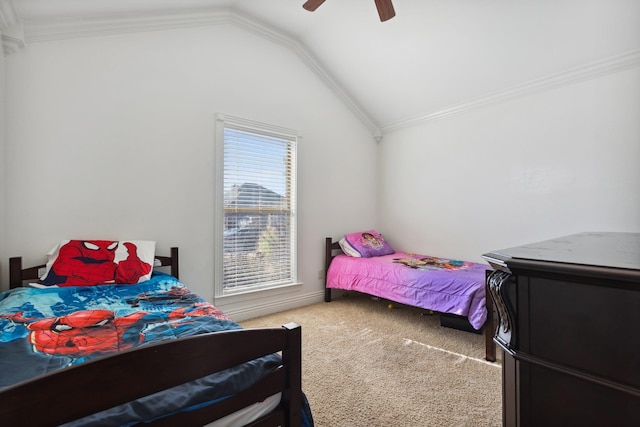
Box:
325 237 497 362
0 323 303 427
4 247 305 426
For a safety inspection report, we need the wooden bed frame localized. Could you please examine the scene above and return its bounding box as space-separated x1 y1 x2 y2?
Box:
9 247 181 289
324 237 497 362
2 248 304 427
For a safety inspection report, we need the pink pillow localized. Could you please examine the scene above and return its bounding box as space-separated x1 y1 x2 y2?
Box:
344 230 395 258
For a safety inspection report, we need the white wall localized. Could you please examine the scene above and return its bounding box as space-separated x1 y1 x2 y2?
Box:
3 23 378 318
378 65 640 262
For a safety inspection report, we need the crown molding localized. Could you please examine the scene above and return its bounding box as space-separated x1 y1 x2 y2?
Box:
0 0 19 29
382 49 640 133
0 0 25 56
20 7 379 134
2 33 24 56
14 4 633 137
22 8 230 43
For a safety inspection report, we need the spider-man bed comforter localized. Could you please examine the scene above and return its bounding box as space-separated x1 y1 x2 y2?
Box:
0 272 312 426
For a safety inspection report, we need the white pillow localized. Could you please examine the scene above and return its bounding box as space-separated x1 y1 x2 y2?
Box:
338 237 362 257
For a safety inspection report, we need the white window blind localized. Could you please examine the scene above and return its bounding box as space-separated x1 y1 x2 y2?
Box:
217 115 297 294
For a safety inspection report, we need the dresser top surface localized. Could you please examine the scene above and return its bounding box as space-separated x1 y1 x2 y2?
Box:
485 232 640 271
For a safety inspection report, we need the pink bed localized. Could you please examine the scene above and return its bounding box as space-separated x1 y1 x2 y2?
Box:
326 250 489 329
324 237 497 361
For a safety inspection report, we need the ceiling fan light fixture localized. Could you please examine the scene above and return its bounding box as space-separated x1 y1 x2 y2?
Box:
303 0 396 22
375 0 396 22
303 0 326 12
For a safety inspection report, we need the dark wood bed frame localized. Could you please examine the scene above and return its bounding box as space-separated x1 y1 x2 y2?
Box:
9 247 181 289
2 247 304 427
324 237 497 362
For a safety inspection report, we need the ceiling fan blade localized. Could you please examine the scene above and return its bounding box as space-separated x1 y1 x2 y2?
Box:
303 0 327 12
375 0 396 22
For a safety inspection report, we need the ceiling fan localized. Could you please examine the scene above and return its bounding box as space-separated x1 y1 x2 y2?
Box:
303 0 396 22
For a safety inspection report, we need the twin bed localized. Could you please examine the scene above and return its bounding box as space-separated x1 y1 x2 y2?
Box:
0 241 312 427
324 233 497 362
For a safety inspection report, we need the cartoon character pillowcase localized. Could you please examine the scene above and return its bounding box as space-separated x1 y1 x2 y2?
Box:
38 240 156 287
343 230 395 258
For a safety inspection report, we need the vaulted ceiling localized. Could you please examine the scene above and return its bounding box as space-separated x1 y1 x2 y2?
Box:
3 0 640 134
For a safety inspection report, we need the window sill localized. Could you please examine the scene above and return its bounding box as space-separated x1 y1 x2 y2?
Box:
215 281 303 304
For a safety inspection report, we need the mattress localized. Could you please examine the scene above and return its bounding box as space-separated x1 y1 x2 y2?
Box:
327 252 489 329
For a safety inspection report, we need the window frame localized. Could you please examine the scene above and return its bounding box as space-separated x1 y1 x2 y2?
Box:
214 113 299 298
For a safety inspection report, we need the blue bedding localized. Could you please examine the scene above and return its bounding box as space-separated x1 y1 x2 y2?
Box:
0 272 313 426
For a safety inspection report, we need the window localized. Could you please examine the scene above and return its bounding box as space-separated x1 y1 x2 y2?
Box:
215 114 298 296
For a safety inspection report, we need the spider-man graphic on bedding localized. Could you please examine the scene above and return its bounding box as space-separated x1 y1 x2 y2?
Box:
3 300 226 357
0 286 229 359
40 240 152 287
0 275 238 377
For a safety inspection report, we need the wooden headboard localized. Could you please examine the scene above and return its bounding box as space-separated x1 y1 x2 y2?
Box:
9 247 179 289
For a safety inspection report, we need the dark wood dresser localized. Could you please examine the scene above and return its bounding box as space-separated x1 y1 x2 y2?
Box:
482 232 640 426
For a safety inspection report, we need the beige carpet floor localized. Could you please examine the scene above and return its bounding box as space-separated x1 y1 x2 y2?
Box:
241 293 502 427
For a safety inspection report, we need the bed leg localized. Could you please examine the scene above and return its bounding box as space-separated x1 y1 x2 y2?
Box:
485 270 497 362
325 287 332 303
324 237 333 303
